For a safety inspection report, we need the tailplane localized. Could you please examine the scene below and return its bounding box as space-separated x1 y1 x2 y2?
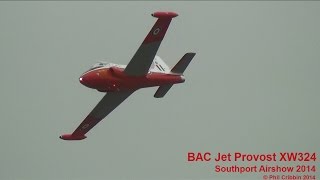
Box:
171 53 196 74
154 52 196 98
154 84 174 98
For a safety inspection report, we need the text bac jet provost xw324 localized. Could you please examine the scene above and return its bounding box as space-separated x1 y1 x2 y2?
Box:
60 12 196 140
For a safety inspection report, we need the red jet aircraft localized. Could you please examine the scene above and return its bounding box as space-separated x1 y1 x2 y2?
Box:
60 12 195 140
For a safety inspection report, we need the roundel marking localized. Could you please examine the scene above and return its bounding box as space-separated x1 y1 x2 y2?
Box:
153 27 161 35
82 124 89 129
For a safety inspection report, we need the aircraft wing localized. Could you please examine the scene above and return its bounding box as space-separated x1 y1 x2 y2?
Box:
124 12 178 76
60 91 134 140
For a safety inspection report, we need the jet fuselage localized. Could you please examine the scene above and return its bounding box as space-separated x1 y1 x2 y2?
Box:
79 66 185 92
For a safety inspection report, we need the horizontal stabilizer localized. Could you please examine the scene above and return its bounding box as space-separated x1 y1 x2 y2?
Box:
154 84 173 98
171 53 196 74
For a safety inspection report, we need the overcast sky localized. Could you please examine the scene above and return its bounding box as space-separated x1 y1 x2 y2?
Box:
0 2 319 180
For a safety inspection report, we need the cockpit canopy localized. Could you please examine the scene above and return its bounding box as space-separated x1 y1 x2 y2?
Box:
89 61 113 70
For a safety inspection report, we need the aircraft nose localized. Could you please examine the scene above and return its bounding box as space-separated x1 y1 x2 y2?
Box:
79 74 91 87
79 76 86 85
79 71 103 89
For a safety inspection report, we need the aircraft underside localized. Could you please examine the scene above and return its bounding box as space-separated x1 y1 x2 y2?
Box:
80 67 185 92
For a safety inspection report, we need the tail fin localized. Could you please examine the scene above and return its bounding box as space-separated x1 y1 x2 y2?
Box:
154 53 196 98
149 56 171 73
171 53 196 74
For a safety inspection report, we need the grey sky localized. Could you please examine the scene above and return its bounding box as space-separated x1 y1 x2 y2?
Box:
0 2 319 180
